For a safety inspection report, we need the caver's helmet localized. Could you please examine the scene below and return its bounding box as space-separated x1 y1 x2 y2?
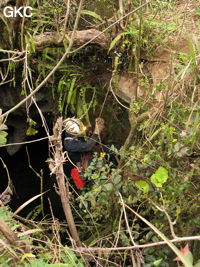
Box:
63 118 85 136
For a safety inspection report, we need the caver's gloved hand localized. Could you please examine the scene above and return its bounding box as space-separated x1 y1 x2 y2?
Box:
94 117 105 135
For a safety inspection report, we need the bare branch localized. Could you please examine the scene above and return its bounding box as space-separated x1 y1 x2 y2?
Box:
33 29 109 50
119 193 136 246
50 118 81 246
71 235 200 253
0 217 30 253
0 218 18 245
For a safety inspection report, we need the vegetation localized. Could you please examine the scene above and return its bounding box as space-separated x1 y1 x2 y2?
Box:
0 0 200 266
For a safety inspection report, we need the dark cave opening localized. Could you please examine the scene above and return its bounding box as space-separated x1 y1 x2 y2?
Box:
0 127 64 219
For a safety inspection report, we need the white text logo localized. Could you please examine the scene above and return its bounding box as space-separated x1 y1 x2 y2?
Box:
3 6 33 18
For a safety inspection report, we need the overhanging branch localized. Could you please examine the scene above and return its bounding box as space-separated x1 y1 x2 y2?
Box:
71 235 200 253
33 29 109 50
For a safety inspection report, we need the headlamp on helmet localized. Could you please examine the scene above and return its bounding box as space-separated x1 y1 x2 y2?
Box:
63 118 85 136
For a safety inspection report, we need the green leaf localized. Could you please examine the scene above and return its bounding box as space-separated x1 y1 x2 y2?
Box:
81 10 103 22
108 31 137 52
27 118 37 126
153 258 163 266
26 127 38 136
113 175 121 185
0 124 8 131
103 183 113 191
150 167 168 188
20 253 35 263
67 77 77 104
187 251 194 265
108 32 126 52
57 79 65 93
57 7 63 14
0 131 8 145
135 180 149 194
0 131 8 138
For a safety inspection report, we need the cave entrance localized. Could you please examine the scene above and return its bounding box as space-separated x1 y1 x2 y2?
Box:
0 127 63 219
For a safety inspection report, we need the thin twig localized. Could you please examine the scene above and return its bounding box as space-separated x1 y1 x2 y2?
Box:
135 0 143 101
152 202 177 239
109 75 130 110
113 209 123 248
119 193 136 246
71 235 200 253
62 0 71 40
0 136 49 148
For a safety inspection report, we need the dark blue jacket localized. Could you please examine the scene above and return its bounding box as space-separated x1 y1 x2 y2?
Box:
64 132 99 164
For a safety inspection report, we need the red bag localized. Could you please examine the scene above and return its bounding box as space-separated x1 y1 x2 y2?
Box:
70 168 86 189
